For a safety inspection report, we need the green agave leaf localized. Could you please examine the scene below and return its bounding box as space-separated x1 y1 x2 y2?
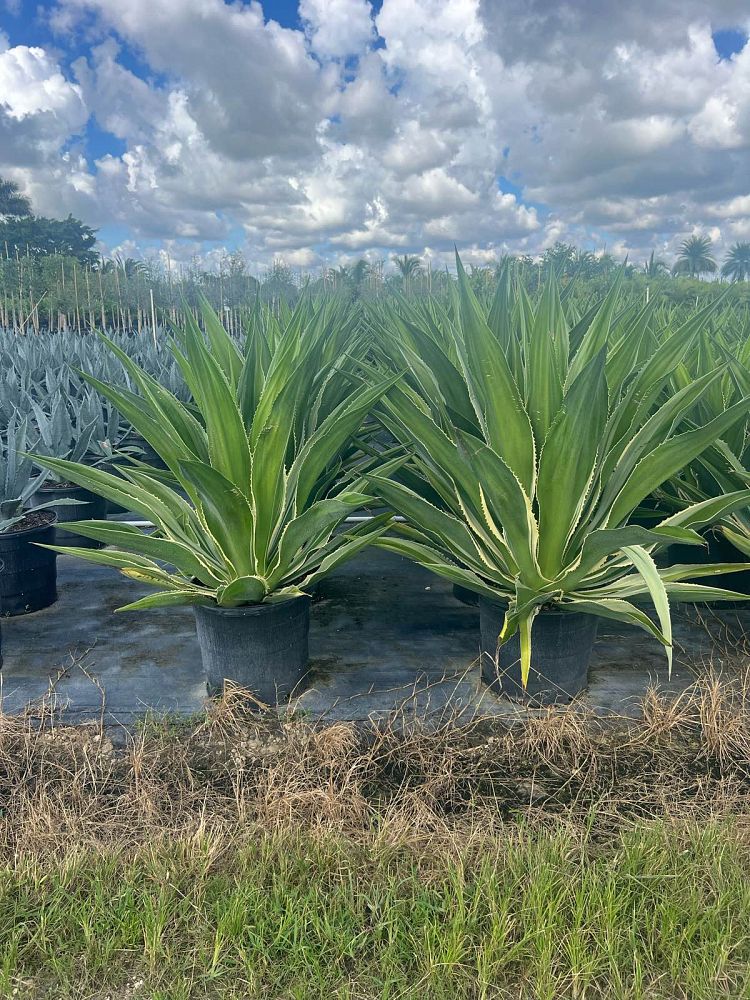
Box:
216 576 267 606
659 489 750 532
536 349 607 578
598 367 725 500
565 299 601 359
657 562 750 582
120 467 205 541
303 514 393 586
454 429 544 587
566 266 623 384
263 587 310 603
560 523 704 588
92 334 209 460
29 455 178 527
623 545 673 673
661 582 750 602
79 372 197 475
249 375 299 568
366 474 482 571
197 294 244 386
35 544 161 573
377 383 467 505
391 332 475 431
60 519 225 587
604 312 706 447
374 535 504 599
486 260 517 358
455 252 536 492
607 398 750 527
448 479 518 580
605 298 656 392
237 333 271 430
267 492 374 587
718 525 750 557
525 268 564 444
179 460 255 576
249 316 309 449
177 321 252 491
117 590 215 612
288 374 402 512
562 597 669 647
497 582 549 688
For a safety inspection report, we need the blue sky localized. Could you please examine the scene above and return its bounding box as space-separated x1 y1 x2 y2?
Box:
0 0 749 271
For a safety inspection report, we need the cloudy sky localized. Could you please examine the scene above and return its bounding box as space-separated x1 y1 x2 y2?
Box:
0 0 749 270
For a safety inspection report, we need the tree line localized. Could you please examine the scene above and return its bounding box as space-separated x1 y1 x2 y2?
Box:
2 175 749 333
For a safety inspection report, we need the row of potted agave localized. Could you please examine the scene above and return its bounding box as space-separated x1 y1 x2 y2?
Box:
0 395 150 615
4 273 750 706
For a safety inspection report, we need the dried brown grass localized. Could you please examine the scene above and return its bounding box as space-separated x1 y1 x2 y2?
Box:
2 670 750 862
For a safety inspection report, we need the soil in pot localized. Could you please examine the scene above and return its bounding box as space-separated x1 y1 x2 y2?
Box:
668 530 750 602
30 483 108 548
479 598 598 705
194 596 311 703
0 511 58 616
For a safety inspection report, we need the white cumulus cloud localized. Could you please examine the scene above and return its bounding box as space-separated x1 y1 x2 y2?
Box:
0 0 747 266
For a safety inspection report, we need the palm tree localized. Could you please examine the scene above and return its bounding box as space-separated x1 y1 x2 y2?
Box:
0 177 31 218
393 254 422 279
721 242 750 283
349 258 369 283
326 259 371 298
596 252 618 276
392 254 422 294
100 255 147 278
572 249 596 277
326 265 351 289
643 250 669 278
117 256 147 278
672 236 717 279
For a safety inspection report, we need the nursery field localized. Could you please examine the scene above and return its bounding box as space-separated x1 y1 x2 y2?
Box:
3 258 750 699
3 259 750 997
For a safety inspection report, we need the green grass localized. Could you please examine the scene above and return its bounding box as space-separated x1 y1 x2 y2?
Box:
1 821 749 999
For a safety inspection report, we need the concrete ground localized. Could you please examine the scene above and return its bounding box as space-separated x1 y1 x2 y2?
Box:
1 548 747 726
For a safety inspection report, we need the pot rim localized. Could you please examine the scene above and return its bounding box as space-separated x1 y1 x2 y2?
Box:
195 594 311 618
0 510 58 540
36 482 100 495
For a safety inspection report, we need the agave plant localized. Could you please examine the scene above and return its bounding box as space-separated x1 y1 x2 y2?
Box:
77 386 131 464
0 417 52 532
30 393 98 481
367 255 750 685
34 297 397 610
656 334 750 555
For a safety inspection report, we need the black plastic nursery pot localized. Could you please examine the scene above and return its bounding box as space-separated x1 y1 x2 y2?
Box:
122 435 168 471
194 596 311 703
30 484 108 548
479 598 599 705
0 512 58 616
453 583 479 607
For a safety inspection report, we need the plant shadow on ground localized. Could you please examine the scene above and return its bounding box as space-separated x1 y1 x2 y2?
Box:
3 640 750 998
